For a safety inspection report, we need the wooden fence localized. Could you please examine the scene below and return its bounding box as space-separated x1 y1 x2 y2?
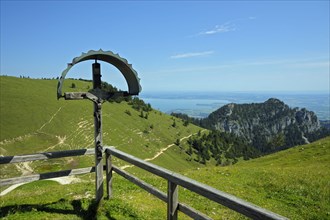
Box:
0 147 287 220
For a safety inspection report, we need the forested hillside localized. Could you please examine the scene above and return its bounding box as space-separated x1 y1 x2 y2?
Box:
173 98 330 162
203 98 329 150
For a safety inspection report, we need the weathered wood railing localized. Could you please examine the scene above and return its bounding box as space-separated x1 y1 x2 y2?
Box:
0 147 287 220
0 149 95 186
104 146 287 220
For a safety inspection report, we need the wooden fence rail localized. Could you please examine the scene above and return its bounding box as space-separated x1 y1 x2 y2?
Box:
0 167 95 186
0 148 94 164
0 147 288 220
0 148 95 187
104 146 288 220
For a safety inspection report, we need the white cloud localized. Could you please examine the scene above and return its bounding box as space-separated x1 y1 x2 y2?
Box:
196 17 256 36
199 22 236 35
170 51 214 59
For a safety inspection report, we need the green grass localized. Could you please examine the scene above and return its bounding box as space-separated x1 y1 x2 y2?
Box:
1 76 329 219
1 138 329 219
180 136 330 219
0 76 202 218
0 76 202 178
0 176 146 219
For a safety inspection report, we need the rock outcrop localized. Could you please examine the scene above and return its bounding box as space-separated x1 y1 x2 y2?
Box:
201 98 324 152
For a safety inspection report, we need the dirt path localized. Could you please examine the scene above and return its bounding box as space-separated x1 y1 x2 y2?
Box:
1 162 80 197
0 176 81 196
0 106 64 145
0 134 32 145
120 130 205 170
38 106 63 132
1 145 79 196
1 162 34 196
15 162 34 176
43 135 67 152
144 133 195 162
0 183 26 196
1 129 206 195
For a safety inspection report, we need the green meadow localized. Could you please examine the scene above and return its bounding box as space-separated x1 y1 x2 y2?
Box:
0 76 329 219
0 76 202 177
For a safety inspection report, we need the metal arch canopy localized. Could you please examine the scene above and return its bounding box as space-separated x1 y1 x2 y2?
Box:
57 49 142 99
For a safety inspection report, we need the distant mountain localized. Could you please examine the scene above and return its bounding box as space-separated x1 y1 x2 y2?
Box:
200 98 329 153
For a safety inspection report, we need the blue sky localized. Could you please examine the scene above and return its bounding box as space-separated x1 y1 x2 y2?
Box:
1 1 329 93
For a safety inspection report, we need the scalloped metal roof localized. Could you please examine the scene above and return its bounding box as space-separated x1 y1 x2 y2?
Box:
57 49 141 99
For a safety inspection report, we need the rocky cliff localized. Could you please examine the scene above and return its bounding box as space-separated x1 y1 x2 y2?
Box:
201 98 325 152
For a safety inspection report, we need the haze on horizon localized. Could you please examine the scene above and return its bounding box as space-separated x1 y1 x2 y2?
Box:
0 1 329 93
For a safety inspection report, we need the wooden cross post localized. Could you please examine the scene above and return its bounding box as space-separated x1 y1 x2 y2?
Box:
92 62 104 203
57 50 142 204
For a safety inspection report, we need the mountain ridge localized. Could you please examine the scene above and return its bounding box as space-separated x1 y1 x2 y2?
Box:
173 98 329 155
205 98 327 149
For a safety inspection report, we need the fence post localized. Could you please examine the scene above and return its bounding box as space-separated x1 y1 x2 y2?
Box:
167 180 178 220
93 62 104 203
106 150 113 199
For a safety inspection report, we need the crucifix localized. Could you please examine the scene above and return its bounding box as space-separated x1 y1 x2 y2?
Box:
57 49 141 202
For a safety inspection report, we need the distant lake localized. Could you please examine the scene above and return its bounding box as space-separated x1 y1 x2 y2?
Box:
140 91 330 120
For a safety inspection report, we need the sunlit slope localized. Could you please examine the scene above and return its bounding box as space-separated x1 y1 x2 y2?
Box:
1 76 329 219
1 136 328 219
179 136 330 219
0 76 202 177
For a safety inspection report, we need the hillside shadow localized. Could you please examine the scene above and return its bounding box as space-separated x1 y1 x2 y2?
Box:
0 198 114 220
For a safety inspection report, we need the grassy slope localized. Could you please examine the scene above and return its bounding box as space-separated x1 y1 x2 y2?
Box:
1 76 329 219
0 76 202 219
0 76 202 178
1 138 329 219
113 137 330 219
181 136 330 219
